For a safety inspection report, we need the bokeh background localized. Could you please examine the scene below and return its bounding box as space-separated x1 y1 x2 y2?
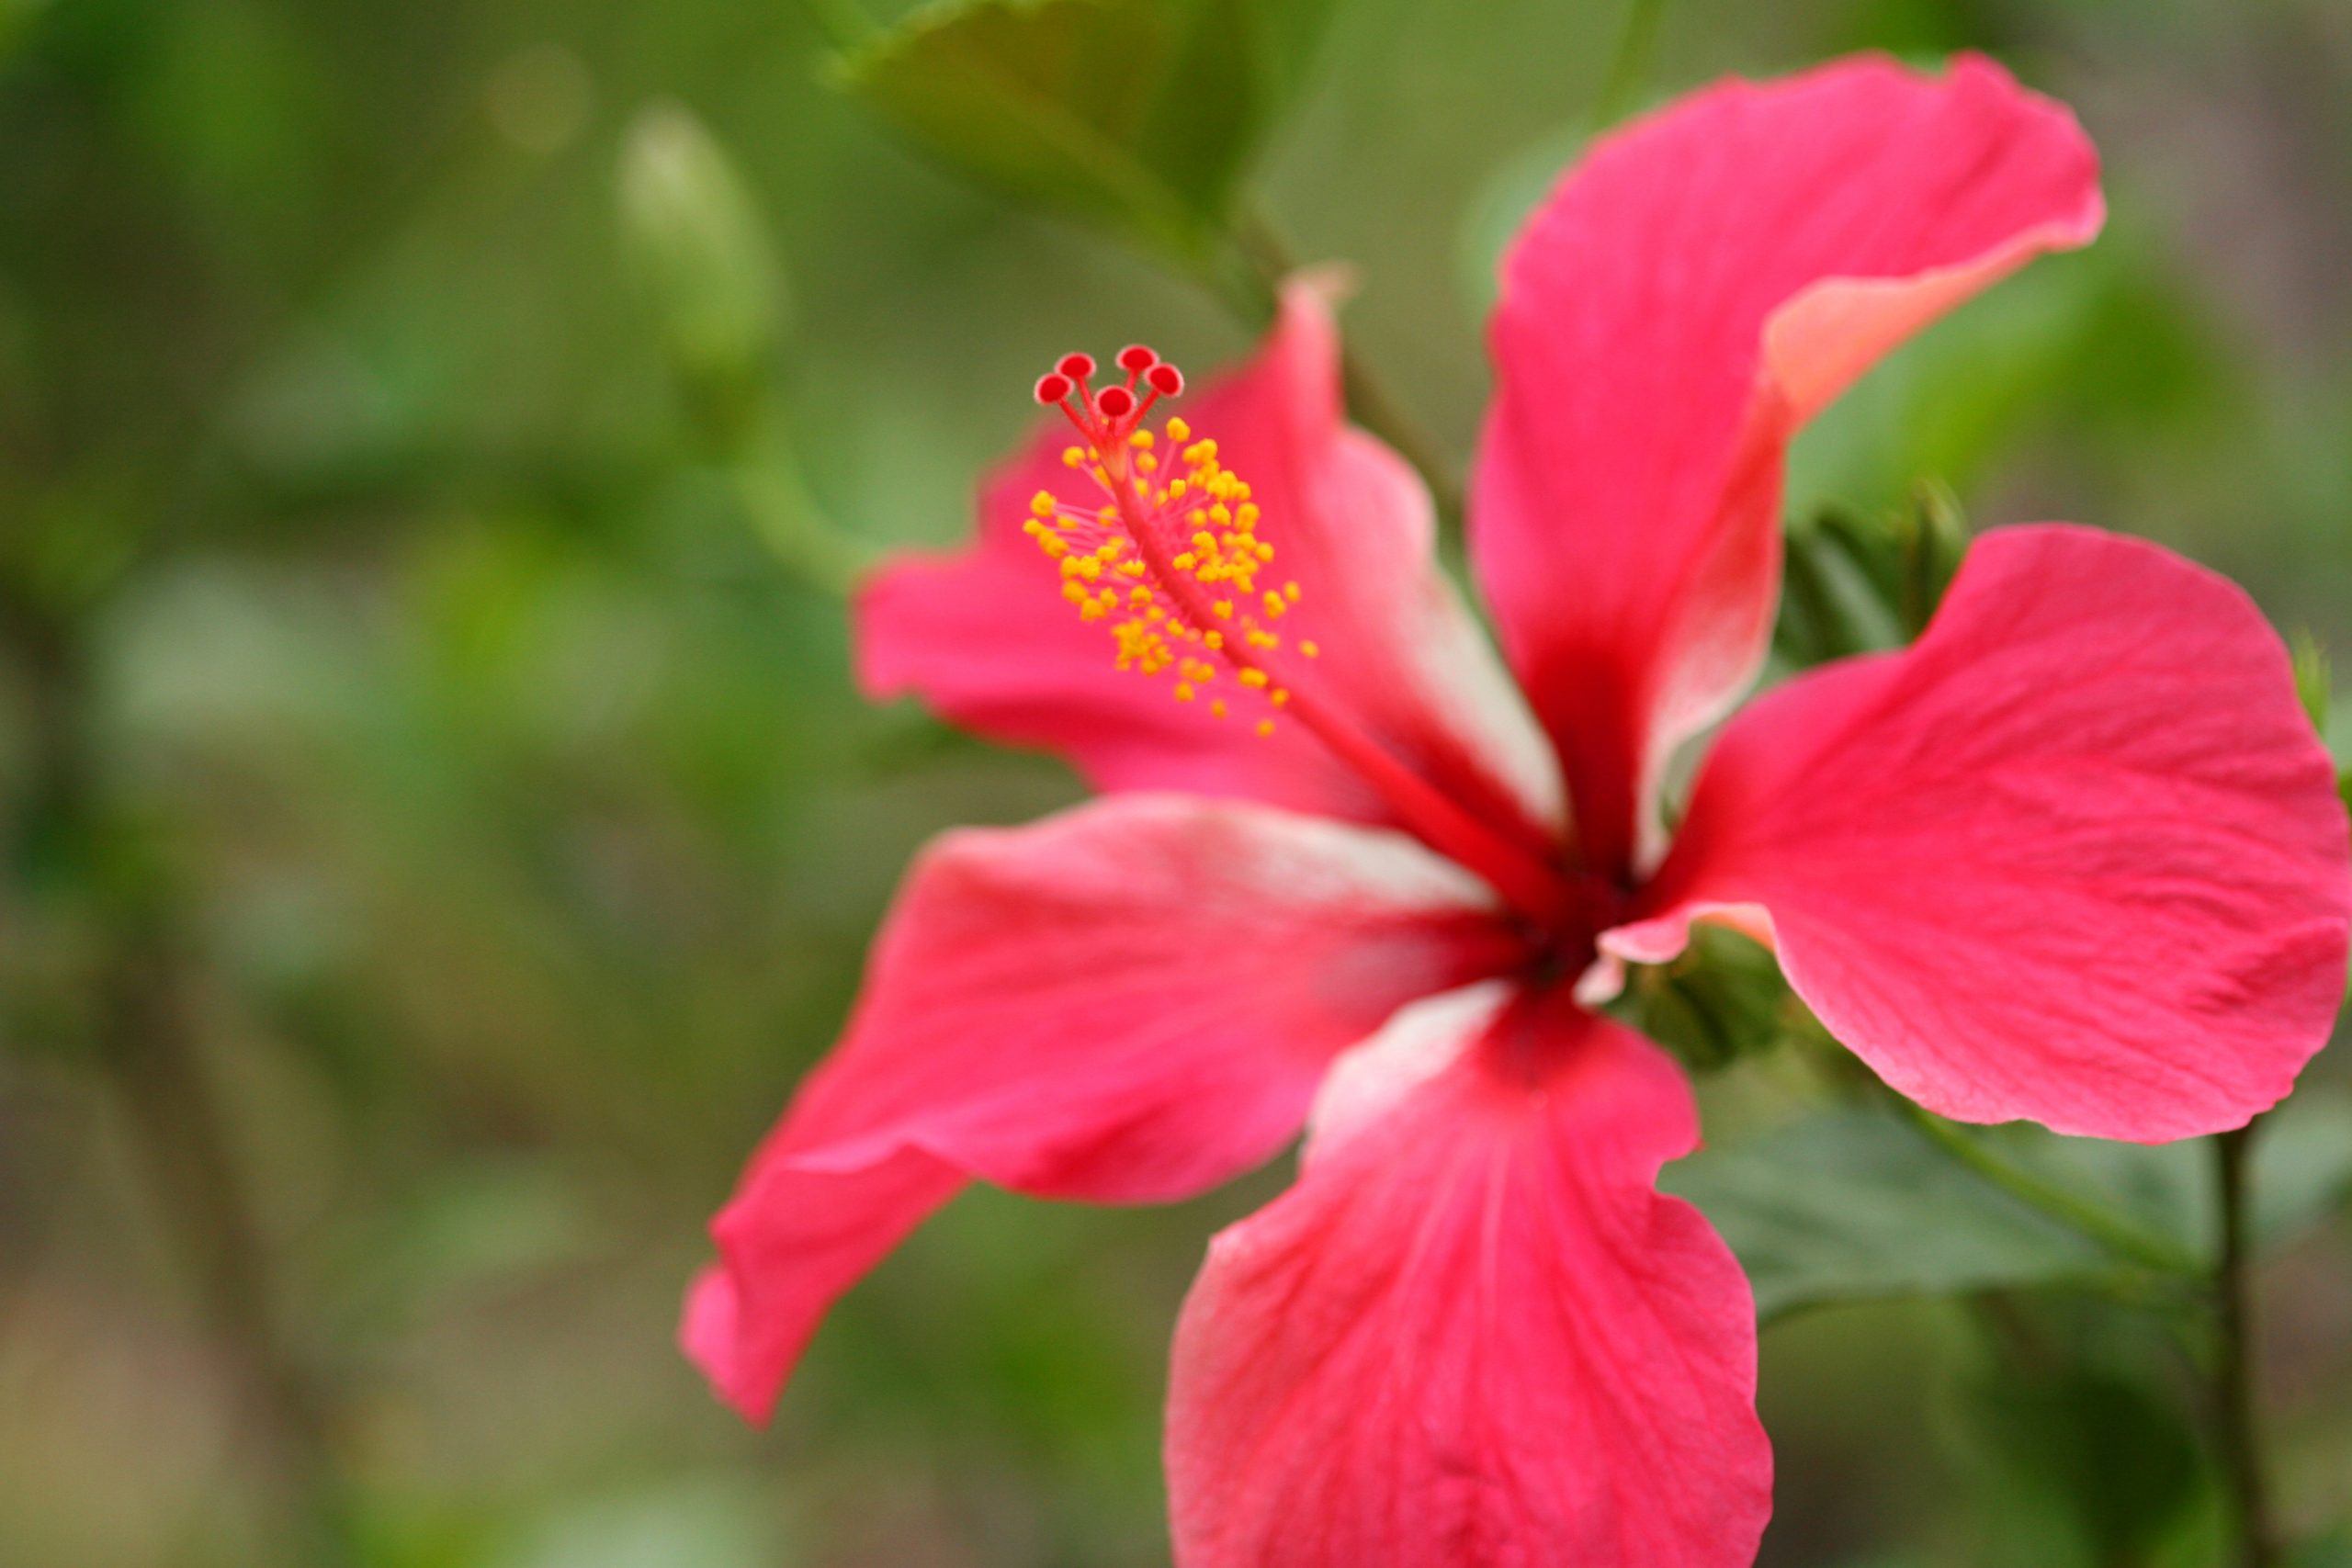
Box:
3 0 2349 1563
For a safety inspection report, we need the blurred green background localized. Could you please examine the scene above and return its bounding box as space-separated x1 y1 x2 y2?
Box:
2 0 2348 1563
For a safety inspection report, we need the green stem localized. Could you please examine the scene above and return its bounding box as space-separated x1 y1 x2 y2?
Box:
1222 205 1465 525
1891 1097 2203 1278
1591 0 1670 129
2214 1123 2278 1568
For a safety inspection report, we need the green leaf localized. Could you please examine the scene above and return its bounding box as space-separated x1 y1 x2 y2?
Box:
832 0 1338 260
1662 1111 2122 1322
1951 1366 2211 1568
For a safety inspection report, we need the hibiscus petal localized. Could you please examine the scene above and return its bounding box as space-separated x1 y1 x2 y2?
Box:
859 278 1562 850
1167 985 1770 1568
1609 525 2352 1142
687 795 1527 1421
1475 53 2103 878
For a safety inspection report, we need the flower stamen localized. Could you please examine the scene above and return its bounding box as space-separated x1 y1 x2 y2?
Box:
1025 346 1294 729
1021 350 1577 924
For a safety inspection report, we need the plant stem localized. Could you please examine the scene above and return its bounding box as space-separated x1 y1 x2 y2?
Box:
1224 206 1465 524
2214 1123 2278 1568
0 593 360 1566
1591 0 1670 129
1891 1096 2203 1277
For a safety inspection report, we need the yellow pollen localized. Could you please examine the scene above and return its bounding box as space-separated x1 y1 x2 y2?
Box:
1301 640 1319 658
1023 396 1308 729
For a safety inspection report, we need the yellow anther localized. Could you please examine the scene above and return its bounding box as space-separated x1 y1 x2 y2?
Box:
1024 401 1324 727
1301 640 1320 659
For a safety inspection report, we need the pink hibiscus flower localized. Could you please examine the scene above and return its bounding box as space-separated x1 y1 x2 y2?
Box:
684 54 2351 1565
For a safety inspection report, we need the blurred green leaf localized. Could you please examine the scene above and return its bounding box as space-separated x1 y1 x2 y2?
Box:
1662 1111 2120 1322
1951 1366 2211 1568
831 0 1338 261
1680 1090 2352 1329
